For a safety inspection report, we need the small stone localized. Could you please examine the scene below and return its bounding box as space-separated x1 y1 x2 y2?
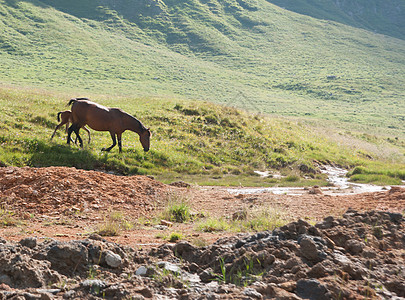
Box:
160 220 173 227
136 266 148 276
199 268 215 283
345 239 365 255
19 237 37 249
243 287 262 299
105 250 122 268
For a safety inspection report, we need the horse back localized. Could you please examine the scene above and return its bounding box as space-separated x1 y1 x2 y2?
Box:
72 100 123 132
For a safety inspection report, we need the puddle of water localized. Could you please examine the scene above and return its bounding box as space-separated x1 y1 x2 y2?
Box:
228 166 398 195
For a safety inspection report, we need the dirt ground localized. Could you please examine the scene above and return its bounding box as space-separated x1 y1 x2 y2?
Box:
1 166 404 248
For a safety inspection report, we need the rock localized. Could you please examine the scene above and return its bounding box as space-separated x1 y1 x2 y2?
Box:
136 266 148 276
266 283 301 299
299 236 321 262
160 220 173 227
199 268 215 283
345 239 365 255
104 250 122 268
243 287 262 298
19 237 37 249
81 279 107 295
0 274 12 286
157 261 181 273
309 186 323 194
296 279 329 300
46 241 89 275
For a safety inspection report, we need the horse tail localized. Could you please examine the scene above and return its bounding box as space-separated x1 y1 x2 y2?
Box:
57 111 62 122
68 99 77 107
68 97 90 107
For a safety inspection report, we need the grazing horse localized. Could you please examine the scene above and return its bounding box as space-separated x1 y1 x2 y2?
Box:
67 98 151 152
50 110 91 144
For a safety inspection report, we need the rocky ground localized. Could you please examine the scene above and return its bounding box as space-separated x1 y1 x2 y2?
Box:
0 166 404 299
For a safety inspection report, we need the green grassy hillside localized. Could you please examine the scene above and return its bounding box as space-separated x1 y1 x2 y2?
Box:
0 0 404 139
0 87 404 186
267 0 405 40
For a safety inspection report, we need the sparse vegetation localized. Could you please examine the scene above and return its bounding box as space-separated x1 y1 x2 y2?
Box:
160 193 192 223
96 211 133 237
0 206 23 227
196 206 291 233
167 232 183 243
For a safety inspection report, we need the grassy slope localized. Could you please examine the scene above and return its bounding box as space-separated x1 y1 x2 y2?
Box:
0 0 404 138
0 0 404 185
266 0 405 40
0 87 403 186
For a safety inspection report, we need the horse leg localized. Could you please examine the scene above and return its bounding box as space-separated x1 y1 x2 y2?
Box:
101 132 116 152
67 125 74 145
74 127 83 148
117 133 122 153
68 124 83 147
50 124 63 140
83 126 91 144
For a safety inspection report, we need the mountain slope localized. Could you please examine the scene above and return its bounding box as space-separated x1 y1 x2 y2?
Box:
267 0 405 40
0 0 404 137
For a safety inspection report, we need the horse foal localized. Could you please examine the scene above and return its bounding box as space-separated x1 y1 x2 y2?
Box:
51 110 91 144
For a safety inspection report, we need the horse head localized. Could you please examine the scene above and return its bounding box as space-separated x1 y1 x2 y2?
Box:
140 128 151 152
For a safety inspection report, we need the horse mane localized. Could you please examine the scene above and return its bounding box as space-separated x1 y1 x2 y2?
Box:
68 97 90 107
130 113 149 131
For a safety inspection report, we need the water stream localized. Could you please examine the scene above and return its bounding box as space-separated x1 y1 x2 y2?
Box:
227 166 398 196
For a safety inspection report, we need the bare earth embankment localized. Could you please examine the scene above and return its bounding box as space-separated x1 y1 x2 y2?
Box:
0 166 404 299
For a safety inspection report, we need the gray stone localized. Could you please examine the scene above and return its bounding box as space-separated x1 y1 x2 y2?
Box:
243 287 262 299
157 261 181 273
136 266 148 276
299 237 320 262
345 239 365 255
19 237 37 249
296 279 329 300
105 250 122 268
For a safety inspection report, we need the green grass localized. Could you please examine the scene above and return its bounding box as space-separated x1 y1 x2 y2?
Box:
196 206 291 233
0 0 404 141
267 0 405 40
0 87 403 186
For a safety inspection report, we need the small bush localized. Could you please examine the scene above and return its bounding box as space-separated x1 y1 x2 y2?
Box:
168 232 183 242
96 211 132 236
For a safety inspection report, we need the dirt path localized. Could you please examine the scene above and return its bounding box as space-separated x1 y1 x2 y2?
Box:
1 166 404 248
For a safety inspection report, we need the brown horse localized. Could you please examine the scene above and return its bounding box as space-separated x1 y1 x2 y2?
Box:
67 98 151 152
50 110 91 144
